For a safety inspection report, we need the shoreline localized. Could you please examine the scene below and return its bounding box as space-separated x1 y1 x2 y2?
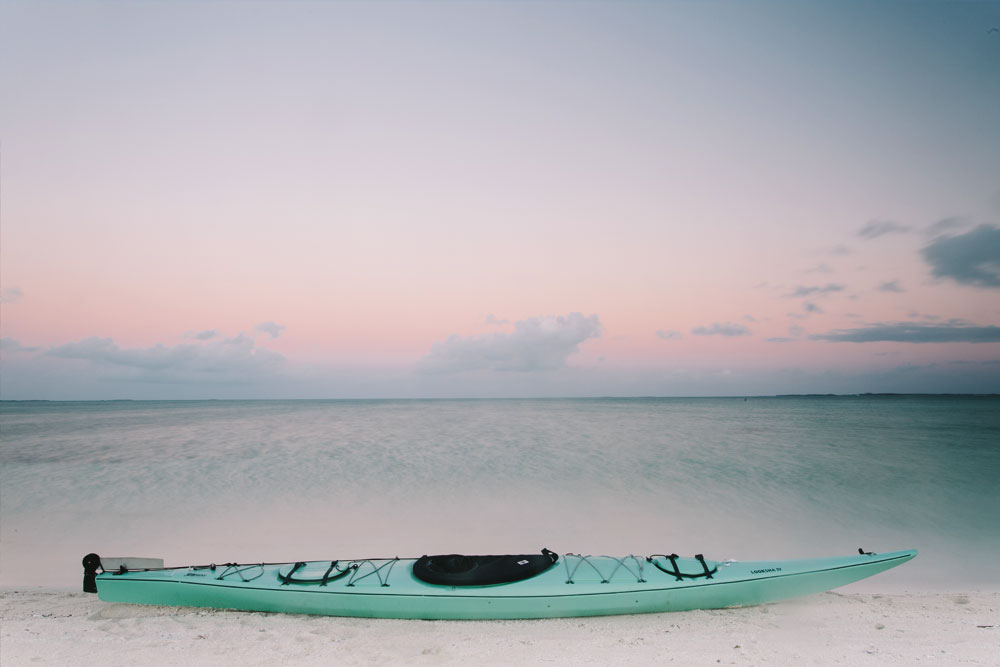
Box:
3 589 996 666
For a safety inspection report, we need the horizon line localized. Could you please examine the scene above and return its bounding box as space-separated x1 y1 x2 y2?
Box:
2 393 998 403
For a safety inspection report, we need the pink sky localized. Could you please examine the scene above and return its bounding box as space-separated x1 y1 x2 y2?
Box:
1 1 998 398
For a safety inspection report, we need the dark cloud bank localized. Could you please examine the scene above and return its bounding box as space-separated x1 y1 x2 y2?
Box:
922 224 1000 288
811 321 1000 344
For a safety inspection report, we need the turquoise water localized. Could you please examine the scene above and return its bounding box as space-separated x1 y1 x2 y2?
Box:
1 397 997 590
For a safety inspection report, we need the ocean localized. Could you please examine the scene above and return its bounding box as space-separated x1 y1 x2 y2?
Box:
1 396 997 591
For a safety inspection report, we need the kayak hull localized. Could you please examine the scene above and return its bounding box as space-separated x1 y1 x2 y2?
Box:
94 549 916 620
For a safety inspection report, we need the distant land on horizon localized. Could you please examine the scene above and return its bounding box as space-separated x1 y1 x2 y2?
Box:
2 393 998 404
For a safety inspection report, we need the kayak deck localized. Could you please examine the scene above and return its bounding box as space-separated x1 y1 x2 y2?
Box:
93 549 917 620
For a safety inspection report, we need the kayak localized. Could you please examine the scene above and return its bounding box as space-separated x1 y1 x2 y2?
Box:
85 547 916 620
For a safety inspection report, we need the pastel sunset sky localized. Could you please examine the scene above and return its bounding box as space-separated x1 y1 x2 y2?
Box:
2 1 998 399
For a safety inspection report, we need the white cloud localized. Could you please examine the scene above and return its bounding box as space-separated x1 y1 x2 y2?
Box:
656 329 682 340
224 333 254 346
0 337 37 353
0 287 24 303
418 313 602 374
691 322 751 337
45 335 285 382
255 321 286 339
181 329 218 340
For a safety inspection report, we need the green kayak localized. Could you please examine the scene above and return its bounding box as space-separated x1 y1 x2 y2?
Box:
86 548 916 620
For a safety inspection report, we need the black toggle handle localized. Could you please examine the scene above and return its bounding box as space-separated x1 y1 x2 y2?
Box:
82 553 102 593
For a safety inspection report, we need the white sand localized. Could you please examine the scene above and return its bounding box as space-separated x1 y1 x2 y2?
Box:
2 589 997 666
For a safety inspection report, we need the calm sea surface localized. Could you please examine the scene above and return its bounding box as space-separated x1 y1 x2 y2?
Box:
1 397 997 590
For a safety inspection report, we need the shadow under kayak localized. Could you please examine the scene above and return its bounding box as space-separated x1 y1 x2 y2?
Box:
85 548 917 620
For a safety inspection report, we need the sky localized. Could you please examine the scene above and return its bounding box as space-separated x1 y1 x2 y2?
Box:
1 0 999 399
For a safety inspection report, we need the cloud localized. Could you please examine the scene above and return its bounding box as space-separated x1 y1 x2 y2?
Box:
183 329 219 340
485 314 508 326
0 337 37 353
255 321 286 339
858 219 911 240
224 333 254 346
810 320 1000 343
877 280 904 293
418 313 602 374
45 335 285 381
921 224 1000 288
823 245 852 256
691 322 751 337
786 284 845 298
0 287 24 303
803 302 823 314
925 216 971 237
656 329 682 340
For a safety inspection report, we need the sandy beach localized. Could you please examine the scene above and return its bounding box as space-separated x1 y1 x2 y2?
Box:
2 588 996 666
